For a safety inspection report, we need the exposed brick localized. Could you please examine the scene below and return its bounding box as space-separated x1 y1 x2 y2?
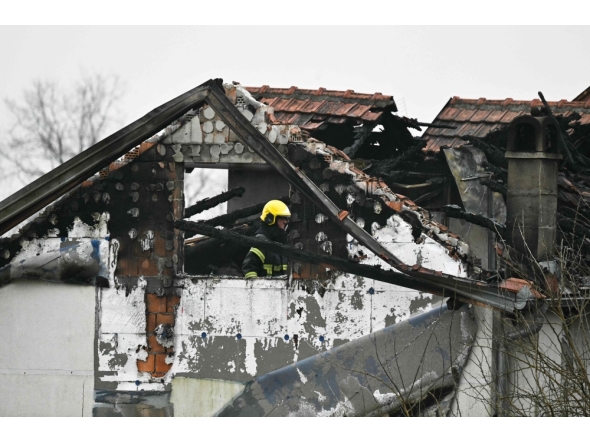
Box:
146 293 167 313
148 334 166 353
138 141 156 155
151 372 167 379
133 240 153 258
155 353 172 373
139 257 160 276
137 354 155 373
156 313 174 326
116 255 140 277
167 295 181 313
153 238 167 256
146 314 157 332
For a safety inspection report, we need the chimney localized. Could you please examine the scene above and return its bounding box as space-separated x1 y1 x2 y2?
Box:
505 114 562 260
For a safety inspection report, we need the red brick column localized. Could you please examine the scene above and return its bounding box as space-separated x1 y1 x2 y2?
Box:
138 293 181 377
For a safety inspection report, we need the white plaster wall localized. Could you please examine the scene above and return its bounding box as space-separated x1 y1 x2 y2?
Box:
0 280 95 416
511 311 564 416
451 306 494 417
170 275 447 384
96 277 151 391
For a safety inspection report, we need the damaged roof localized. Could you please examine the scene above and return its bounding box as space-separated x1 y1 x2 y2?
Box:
246 85 397 130
0 79 540 312
424 96 590 153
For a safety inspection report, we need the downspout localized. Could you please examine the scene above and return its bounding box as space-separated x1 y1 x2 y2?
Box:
496 303 548 416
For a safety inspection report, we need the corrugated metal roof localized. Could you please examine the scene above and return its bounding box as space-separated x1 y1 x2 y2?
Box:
246 85 397 128
424 96 590 153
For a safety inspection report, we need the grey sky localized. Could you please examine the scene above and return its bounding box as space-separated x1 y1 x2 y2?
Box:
0 26 588 201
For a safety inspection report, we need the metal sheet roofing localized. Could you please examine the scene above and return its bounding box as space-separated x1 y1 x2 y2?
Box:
424 96 590 153
246 85 397 130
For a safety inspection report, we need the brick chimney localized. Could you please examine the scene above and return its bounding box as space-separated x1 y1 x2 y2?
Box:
505 114 562 260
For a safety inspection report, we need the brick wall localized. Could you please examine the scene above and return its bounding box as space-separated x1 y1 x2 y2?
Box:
106 141 185 380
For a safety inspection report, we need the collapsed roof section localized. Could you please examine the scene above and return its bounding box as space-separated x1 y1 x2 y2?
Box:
424 96 590 154
423 94 590 297
0 79 540 311
246 84 415 159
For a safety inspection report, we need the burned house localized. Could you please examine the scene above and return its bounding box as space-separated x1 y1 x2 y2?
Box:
0 79 585 416
422 93 590 416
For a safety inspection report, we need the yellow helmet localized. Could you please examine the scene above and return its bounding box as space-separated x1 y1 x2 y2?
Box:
261 200 291 225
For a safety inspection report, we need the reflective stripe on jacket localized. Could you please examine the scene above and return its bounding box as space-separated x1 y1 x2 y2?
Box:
242 233 288 278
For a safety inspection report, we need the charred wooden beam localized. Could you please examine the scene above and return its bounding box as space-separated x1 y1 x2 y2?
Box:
460 135 507 168
443 204 506 237
396 115 457 130
175 219 446 297
482 160 508 181
480 178 507 199
371 140 427 176
413 188 443 206
183 196 289 237
343 123 377 158
184 186 246 218
539 91 576 168
188 194 289 231
184 224 257 274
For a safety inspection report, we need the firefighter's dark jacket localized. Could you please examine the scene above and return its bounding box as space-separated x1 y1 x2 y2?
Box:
242 224 288 278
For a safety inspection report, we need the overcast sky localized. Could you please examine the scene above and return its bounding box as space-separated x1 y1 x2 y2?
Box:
0 26 589 201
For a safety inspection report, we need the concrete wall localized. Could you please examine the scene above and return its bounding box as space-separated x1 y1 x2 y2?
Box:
0 281 95 416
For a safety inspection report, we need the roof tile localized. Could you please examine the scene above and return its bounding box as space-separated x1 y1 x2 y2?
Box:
347 104 373 118
486 109 508 122
470 109 493 123
246 85 397 127
439 106 463 121
454 109 478 122
499 110 524 124
424 96 590 153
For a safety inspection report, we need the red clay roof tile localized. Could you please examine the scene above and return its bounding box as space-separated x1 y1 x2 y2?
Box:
424 96 590 153
470 109 493 123
454 108 478 122
499 110 523 124
439 106 463 121
246 85 397 127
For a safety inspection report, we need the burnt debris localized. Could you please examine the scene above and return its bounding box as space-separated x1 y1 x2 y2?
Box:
176 219 446 297
184 186 245 218
469 99 590 263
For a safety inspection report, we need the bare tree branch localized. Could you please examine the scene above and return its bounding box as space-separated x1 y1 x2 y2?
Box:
1 72 125 188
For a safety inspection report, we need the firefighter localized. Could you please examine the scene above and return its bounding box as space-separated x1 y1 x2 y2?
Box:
242 200 290 278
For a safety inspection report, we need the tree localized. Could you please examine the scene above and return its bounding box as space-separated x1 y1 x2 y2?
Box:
2 72 124 186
